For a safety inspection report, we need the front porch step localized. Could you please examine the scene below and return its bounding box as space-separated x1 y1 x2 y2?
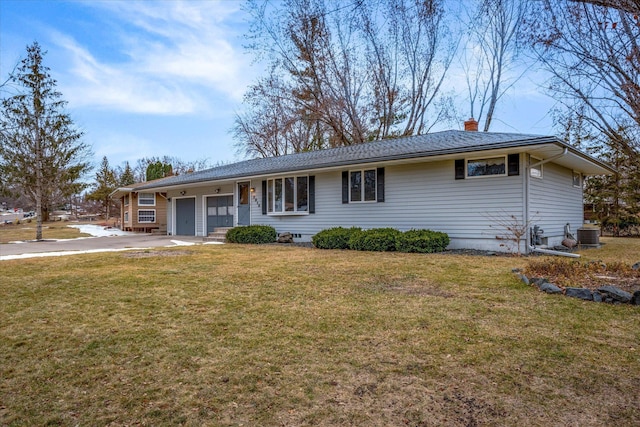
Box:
204 227 233 243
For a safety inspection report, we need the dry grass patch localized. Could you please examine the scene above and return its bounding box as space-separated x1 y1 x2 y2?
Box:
0 221 91 243
525 237 640 293
525 258 640 292
0 241 639 426
122 249 194 258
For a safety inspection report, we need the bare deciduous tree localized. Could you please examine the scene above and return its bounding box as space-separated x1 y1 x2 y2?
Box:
462 0 528 131
528 0 640 156
387 0 457 136
236 0 457 157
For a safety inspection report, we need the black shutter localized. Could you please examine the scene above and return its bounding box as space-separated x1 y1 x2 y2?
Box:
261 180 267 215
342 171 349 204
377 167 385 202
508 153 519 176
309 176 315 213
455 159 465 180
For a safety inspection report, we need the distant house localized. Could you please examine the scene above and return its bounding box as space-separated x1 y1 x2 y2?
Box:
134 126 615 252
110 182 168 233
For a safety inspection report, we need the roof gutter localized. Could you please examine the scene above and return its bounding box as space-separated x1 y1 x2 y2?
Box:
138 140 559 191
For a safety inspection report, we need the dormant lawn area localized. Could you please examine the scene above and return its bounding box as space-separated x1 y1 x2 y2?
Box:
1 238 639 426
0 221 91 243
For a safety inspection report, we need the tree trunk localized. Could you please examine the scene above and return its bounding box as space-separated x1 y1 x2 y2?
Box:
35 193 43 240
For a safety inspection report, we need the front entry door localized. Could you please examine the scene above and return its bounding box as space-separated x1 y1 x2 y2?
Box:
175 198 195 235
207 195 233 233
237 182 251 226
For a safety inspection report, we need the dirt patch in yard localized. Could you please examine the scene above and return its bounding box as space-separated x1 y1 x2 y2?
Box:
362 276 455 297
121 250 193 258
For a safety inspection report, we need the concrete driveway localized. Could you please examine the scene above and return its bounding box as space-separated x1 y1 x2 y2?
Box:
0 234 214 260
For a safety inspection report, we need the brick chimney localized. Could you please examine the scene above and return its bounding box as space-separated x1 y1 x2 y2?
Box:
464 118 478 131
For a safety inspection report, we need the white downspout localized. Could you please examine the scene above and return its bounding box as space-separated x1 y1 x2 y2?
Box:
529 246 580 258
524 153 531 254
526 147 579 257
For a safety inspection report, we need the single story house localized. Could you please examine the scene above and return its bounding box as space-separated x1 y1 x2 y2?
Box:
133 127 615 252
110 181 168 233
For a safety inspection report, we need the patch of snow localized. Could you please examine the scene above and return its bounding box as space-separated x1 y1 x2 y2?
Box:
0 247 149 261
68 224 136 237
170 240 197 246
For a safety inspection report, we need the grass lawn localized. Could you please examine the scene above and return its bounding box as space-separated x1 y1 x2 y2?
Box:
0 221 92 244
1 238 639 426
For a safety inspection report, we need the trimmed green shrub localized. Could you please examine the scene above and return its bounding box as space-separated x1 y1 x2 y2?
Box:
395 229 450 253
312 227 361 249
313 226 450 253
348 228 402 252
226 225 276 244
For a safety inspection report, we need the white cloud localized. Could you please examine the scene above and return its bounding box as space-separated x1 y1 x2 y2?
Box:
52 32 200 114
51 1 255 115
92 131 154 165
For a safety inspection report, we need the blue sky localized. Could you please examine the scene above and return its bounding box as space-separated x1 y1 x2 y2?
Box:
1 0 557 172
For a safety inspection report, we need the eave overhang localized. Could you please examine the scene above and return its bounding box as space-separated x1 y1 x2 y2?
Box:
136 134 616 193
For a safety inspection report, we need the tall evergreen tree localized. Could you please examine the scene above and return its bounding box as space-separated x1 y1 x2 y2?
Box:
146 161 173 181
87 156 118 220
119 161 135 186
0 42 91 240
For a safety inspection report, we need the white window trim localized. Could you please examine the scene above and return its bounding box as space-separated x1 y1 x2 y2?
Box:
138 209 156 223
465 156 507 178
138 192 156 207
572 171 582 187
124 211 129 222
530 156 544 179
349 169 377 203
267 175 310 216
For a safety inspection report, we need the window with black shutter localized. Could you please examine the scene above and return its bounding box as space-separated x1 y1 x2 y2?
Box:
263 175 312 214
455 159 465 180
508 153 520 176
343 167 384 203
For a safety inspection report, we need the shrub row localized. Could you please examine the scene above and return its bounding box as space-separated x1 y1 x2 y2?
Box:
226 225 277 244
312 227 449 253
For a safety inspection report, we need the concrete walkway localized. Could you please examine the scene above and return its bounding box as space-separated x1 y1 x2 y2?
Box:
0 234 214 260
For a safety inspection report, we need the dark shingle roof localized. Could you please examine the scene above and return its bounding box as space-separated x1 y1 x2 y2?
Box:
136 130 590 190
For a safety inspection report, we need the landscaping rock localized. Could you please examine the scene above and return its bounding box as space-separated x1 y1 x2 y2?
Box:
596 285 632 304
632 262 640 271
565 287 593 301
539 282 562 294
277 232 294 244
530 277 547 287
631 290 640 306
518 274 530 286
592 292 603 303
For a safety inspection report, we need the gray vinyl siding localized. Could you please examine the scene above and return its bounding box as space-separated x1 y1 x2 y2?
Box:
162 156 582 251
528 161 583 246
167 183 235 236
251 159 525 250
